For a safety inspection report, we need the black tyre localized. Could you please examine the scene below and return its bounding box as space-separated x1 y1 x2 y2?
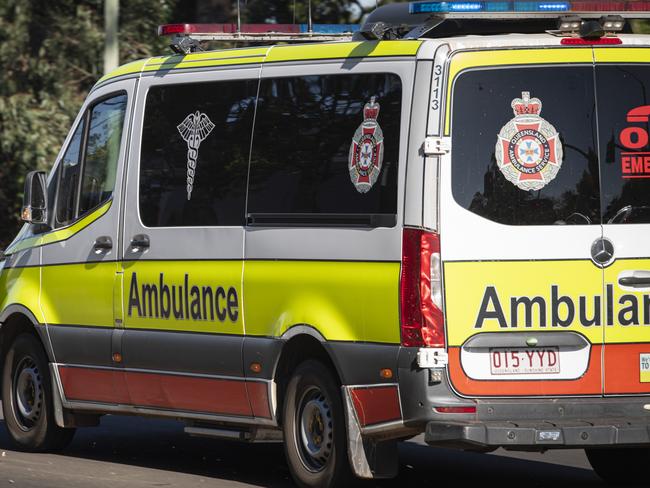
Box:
283 360 354 488
586 447 650 485
2 333 75 451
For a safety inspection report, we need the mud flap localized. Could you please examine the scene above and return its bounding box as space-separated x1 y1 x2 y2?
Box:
342 386 399 479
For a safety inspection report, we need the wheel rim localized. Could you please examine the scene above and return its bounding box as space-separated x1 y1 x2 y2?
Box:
12 356 43 431
295 386 334 473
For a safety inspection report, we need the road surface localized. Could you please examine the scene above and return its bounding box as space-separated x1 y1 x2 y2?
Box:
0 404 616 488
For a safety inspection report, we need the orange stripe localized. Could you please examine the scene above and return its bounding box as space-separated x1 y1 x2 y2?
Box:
448 346 602 397
604 343 650 395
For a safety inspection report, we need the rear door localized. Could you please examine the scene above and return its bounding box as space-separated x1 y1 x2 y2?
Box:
441 49 604 397
595 50 650 395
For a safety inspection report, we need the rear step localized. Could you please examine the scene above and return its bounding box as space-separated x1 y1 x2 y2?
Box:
184 424 283 443
426 420 650 450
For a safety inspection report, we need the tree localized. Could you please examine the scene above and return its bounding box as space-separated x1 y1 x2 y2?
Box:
0 0 176 247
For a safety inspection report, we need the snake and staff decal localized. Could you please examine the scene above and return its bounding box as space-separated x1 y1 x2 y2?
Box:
177 111 215 200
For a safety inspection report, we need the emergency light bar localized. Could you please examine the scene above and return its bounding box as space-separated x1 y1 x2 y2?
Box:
158 23 359 50
409 0 650 15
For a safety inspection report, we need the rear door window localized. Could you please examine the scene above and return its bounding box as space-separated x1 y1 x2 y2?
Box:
451 66 600 226
596 65 650 224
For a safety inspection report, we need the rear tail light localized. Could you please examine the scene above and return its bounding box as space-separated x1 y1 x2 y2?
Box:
400 229 445 348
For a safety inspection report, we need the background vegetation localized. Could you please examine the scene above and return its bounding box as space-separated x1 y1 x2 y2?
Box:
0 0 646 247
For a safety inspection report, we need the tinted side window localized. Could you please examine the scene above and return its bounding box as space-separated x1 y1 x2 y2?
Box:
56 121 84 225
139 80 257 227
247 73 402 223
451 66 600 226
78 94 127 215
596 65 650 224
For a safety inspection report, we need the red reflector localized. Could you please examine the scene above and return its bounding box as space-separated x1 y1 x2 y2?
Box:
561 37 622 46
400 229 445 348
434 406 477 414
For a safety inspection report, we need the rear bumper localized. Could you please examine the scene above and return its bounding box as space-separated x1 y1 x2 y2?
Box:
425 398 650 450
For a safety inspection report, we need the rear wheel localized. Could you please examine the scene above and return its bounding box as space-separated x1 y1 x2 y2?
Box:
283 360 354 488
2 333 75 451
585 447 650 485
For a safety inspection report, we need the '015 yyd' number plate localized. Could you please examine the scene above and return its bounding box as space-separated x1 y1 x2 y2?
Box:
490 347 560 375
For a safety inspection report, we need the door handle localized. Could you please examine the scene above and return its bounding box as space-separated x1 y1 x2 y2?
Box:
619 276 650 288
130 234 150 252
93 236 113 252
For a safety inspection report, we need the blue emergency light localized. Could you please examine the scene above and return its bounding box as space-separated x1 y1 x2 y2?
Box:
408 1 648 13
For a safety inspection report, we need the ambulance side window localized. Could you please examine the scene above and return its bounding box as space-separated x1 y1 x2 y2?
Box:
451 66 601 226
596 65 650 224
139 80 257 227
247 73 402 224
56 121 85 226
78 94 127 216
55 92 127 227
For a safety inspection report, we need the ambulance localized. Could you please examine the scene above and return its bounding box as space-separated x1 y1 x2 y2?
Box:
2 1 650 486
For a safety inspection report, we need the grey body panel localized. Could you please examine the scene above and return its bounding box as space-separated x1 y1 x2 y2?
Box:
324 341 400 386
48 324 113 367
122 329 244 377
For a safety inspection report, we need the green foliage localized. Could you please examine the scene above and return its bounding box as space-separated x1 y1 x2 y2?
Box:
0 0 176 247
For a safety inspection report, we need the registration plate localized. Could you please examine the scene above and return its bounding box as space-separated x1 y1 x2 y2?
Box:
490 347 560 375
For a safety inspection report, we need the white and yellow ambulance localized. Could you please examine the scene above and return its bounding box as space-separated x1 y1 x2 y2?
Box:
2 1 650 486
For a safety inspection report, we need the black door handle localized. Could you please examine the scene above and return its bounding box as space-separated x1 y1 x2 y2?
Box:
130 234 150 251
619 276 650 288
93 236 113 252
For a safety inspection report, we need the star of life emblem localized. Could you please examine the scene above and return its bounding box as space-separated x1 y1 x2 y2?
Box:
495 92 563 191
177 111 215 200
349 96 384 194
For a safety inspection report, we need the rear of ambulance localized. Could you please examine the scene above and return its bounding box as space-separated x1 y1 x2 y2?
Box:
398 1 650 482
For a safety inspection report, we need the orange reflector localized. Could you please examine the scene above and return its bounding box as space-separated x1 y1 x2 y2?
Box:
434 406 476 414
112 353 123 363
380 368 394 379
250 362 262 373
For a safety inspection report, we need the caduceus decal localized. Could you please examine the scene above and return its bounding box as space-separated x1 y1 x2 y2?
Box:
177 111 215 200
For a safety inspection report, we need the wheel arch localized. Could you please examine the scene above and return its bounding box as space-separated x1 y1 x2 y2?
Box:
0 305 53 390
273 325 344 425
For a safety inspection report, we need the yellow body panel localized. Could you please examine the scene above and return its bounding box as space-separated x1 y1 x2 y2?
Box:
40 262 118 328
121 260 244 335
444 260 603 347
603 259 650 344
244 261 400 343
445 48 594 135
594 47 650 63
0 260 44 324
143 47 269 72
96 59 148 85
265 40 421 63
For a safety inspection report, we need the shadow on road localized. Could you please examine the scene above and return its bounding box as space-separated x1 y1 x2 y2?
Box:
0 415 605 487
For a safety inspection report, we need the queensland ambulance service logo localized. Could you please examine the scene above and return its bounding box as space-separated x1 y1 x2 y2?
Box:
177 111 215 200
495 92 563 191
349 96 384 193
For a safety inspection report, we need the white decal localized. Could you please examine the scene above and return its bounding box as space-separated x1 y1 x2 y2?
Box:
177 111 215 200
495 92 564 191
349 97 384 193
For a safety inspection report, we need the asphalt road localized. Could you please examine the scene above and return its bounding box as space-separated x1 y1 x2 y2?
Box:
0 404 617 488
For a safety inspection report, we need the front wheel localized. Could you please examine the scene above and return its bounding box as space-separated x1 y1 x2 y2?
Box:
283 360 354 488
585 447 650 485
2 333 75 451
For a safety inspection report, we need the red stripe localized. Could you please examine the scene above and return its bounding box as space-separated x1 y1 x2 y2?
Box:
59 366 269 417
350 385 401 427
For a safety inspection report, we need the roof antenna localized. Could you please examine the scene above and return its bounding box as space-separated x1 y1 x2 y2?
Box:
293 0 296 24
